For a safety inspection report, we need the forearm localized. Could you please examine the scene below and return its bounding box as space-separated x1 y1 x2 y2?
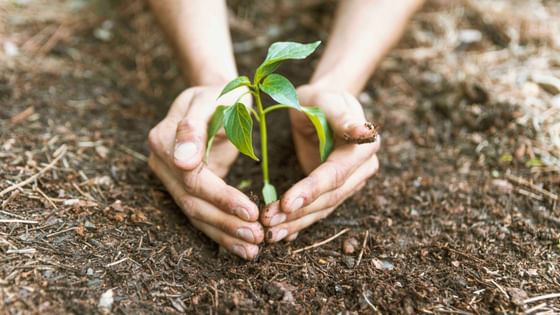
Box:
148 0 237 86
311 0 424 95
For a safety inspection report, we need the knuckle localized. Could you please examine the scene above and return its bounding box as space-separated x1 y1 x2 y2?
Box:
182 173 200 193
329 162 346 188
328 191 341 208
216 188 237 213
179 196 196 218
147 127 160 151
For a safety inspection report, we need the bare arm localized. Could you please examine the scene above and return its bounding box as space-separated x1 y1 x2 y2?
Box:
263 0 424 242
312 0 424 95
148 0 238 85
148 1 263 260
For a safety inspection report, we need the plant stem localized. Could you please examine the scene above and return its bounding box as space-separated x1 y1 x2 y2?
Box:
263 104 295 115
253 86 269 184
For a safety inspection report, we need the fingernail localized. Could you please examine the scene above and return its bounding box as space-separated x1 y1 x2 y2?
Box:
234 207 251 221
289 197 304 212
231 245 247 259
270 213 286 226
174 142 197 162
236 228 255 243
273 229 289 242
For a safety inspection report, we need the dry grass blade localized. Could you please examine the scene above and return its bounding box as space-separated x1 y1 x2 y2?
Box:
0 145 67 197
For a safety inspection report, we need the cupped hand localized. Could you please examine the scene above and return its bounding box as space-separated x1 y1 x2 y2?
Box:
148 86 263 260
261 84 380 242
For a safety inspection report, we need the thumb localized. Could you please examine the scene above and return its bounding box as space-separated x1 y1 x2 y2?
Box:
174 118 207 171
174 106 212 171
317 92 378 144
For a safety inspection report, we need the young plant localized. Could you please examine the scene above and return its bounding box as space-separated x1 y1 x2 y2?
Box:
206 41 333 205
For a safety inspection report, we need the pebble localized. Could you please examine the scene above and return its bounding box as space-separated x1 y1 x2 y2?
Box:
98 289 114 310
342 237 359 255
342 256 355 269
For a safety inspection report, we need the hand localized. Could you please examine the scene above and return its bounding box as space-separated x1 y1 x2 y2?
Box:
261 84 380 242
148 86 264 260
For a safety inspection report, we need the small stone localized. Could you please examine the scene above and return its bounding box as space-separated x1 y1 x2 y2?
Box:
95 145 109 159
342 237 359 255
458 29 482 44
372 258 395 270
372 258 383 269
87 268 94 276
98 289 114 310
492 179 513 193
265 281 295 303
3 41 19 57
507 287 528 306
342 256 355 268
84 220 96 229
526 269 538 276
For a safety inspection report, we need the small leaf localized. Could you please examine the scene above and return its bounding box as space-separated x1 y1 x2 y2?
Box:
205 105 228 162
259 74 301 110
265 41 321 63
262 183 277 205
223 102 259 161
302 107 333 161
218 76 251 98
526 158 543 167
255 41 321 82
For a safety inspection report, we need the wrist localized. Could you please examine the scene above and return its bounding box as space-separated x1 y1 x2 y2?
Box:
307 74 361 95
187 67 238 87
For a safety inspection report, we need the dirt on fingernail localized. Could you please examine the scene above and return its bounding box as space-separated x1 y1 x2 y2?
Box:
343 122 379 144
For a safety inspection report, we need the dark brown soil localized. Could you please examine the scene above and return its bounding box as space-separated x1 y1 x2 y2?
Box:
1 0 559 314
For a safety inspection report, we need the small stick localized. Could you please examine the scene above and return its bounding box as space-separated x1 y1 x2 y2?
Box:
362 290 377 311
46 226 77 238
506 173 558 201
355 230 369 268
6 248 36 254
0 219 39 224
119 145 148 162
488 279 509 299
36 187 58 210
0 145 67 197
523 293 560 305
0 209 25 219
105 257 129 268
516 188 543 201
1 191 20 207
524 303 547 314
292 228 350 254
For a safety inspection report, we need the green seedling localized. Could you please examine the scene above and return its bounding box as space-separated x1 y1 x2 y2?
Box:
206 41 333 205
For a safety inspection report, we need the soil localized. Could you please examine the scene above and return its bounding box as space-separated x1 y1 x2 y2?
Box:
1 0 560 314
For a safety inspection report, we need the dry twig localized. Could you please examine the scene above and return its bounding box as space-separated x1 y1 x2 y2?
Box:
355 230 369 268
0 145 67 197
292 228 350 254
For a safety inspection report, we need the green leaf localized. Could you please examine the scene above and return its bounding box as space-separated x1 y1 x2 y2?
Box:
223 102 259 161
259 74 301 110
262 183 277 205
302 107 333 161
205 105 228 162
218 76 251 98
255 41 321 82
